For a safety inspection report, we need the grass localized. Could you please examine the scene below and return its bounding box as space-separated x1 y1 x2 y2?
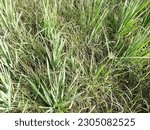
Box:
0 0 150 113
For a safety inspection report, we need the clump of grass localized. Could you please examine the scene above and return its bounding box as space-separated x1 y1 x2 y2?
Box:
0 0 150 113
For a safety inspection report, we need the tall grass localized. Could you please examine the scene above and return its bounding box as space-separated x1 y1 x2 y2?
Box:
0 0 150 112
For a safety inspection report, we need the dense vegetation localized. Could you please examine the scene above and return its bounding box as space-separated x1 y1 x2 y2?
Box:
0 0 150 112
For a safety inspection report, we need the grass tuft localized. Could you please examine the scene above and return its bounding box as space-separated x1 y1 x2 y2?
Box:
0 0 150 113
